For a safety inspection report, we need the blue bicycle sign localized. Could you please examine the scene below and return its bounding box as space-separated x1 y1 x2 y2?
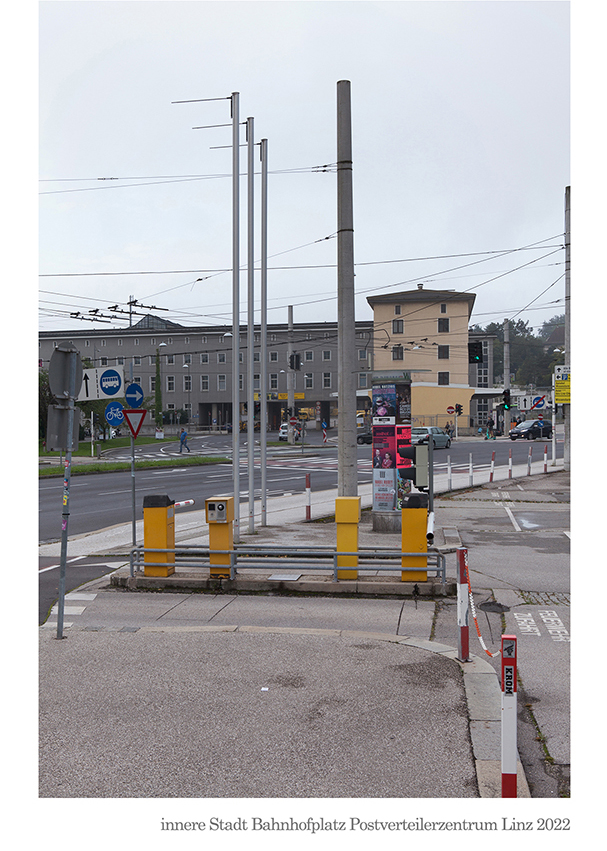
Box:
105 401 124 425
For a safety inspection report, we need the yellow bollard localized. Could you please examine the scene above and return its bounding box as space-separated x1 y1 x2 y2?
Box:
143 495 175 577
401 506 428 582
335 496 361 580
206 497 234 578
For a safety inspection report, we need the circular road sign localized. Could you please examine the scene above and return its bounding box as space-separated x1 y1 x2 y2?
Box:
289 416 297 426
125 382 144 407
99 368 123 396
446 406 455 415
105 401 124 426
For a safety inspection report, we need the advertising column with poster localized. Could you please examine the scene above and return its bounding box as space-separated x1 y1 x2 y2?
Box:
372 375 412 513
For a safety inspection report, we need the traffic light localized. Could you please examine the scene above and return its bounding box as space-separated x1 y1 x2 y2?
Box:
468 341 483 363
503 389 511 409
396 443 429 488
455 403 463 416
289 353 301 370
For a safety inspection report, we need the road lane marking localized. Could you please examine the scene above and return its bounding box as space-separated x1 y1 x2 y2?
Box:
504 504 521 531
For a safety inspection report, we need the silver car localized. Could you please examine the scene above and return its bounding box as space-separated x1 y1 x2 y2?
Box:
411 426 451 448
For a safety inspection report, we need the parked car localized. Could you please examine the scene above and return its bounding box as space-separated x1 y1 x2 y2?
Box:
278 423 301 441
356 430 372 444
411 426 451 448
509 419 552 440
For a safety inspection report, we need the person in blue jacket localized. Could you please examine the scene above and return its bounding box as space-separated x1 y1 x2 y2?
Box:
179 428 190 453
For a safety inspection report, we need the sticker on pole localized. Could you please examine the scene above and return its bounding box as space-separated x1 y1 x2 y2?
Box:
123 409 147 439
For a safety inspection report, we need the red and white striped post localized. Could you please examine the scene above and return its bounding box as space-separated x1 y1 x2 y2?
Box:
305 473 311 520
508 447 512 479
469 453 473 487
501 634 518 798
456 548 470 661
527 445 532 476
543 444 548 473
174 499 195 509
489 450 495 483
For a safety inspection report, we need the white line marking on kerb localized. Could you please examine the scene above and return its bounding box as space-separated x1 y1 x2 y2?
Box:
504 505 521 532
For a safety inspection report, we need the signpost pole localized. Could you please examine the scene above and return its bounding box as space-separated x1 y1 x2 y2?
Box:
131 433 136 547
501 635 518 797
57 351 77 640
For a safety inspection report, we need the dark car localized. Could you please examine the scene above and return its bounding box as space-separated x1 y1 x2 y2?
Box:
356 430 372 444
509 419 552 440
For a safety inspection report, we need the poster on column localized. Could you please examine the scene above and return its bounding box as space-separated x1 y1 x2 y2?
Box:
372 385 397 425
395 382 411 424
373 468 397 511
372 425 396 469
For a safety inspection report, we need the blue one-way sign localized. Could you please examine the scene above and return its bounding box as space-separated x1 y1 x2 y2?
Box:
125 383 144 407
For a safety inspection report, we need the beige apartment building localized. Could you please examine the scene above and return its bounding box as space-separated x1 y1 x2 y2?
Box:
367 285 481 428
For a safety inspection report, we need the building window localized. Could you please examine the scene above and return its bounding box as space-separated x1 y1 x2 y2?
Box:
322 350 331 361
218 374 227 391
392 319 404 335
183 353 192 365
117 356 124 365
305 373 314 389
200 353 209 364
84 340 90 347
392 345 404 361
270 334 276 342
253 374 260 391
239 352 243 363
253 352 260 362
117 339 123 346
270 373 278 390
438 318 450 333
150 376 156 392
305 350 314 361
201 375 209 391
440 303 447 313
239 374 244 391
167 375 175 392
100 340 106 347
395 304 401 315
100 357 108 366
358 349 367 361
201 336 207 344
270 351 278 362
184 337 190 345
149 356 156 366
133 376 141 385
323 372 332 388
218 352 226 364
358 373 368 389
134 356 141 366
437 345 450 359
477 367 489 388
438 372 450 385
184 374 192 392
134 338 139 346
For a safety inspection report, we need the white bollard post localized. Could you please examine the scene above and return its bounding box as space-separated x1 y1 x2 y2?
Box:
469 453 473 487
447 455 452 491
305 473 311 521
456 548 470 661
527 445 532 476
543 444 548 473
489 450 495 483
508 447 512 479
501 635 518 797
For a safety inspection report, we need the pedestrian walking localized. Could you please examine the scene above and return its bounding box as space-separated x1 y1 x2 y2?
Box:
485 416 495 440
179 428 190 453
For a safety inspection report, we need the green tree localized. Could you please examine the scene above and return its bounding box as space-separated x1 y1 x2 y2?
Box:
39 370 53 439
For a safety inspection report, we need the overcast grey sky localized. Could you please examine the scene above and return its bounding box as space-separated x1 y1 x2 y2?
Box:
37 0 571 336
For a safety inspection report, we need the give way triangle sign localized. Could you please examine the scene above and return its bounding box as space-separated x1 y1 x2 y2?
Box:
123 409 147 439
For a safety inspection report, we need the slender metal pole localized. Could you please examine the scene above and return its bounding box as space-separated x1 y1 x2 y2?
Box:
337 80 358 496
57 352 77 640
287 305 294 443
247 116 255 534
260 138 268 525
503 318 511 434
231 92 241 542
563 186 570 471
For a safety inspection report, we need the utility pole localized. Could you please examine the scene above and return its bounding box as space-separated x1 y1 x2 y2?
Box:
503 319 511 434
564 186 570 471
260 138 268 525
336 80 357 497
231 92 241 542
247 116 255 534
287 305 295 444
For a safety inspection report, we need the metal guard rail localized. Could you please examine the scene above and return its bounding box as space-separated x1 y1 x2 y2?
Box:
129 543 446 584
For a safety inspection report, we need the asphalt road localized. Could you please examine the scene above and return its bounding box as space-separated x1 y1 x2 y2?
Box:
39 433 562 543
